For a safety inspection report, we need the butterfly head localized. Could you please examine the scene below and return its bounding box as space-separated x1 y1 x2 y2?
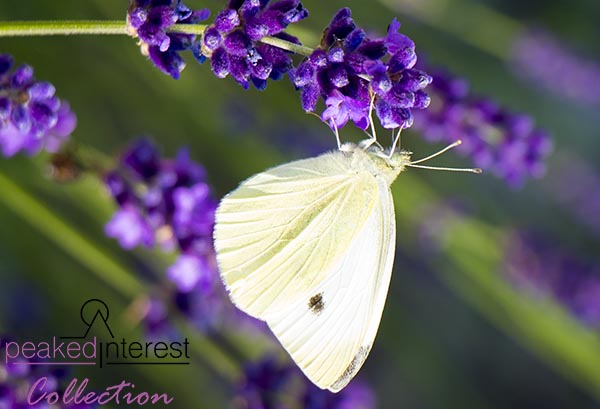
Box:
348 142 411 185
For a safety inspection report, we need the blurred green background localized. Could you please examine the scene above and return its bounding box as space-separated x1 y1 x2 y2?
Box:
1 0 599 408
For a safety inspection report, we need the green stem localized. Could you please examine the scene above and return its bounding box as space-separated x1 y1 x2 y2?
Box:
0 20 314 56
0 169 143 297
0 168 241 381
0 20 128 36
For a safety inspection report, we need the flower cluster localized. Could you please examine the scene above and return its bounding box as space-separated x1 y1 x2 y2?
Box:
511 30 600 105
504 231 600 328
127 0 210 79
292 8 431 131
199 0 308 89
104 138 219 295
0 54 76 157
234 356 376 409
0 336 96 409
412 68 552 187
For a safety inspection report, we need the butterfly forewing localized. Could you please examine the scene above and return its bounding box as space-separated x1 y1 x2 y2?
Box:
214 152 378 318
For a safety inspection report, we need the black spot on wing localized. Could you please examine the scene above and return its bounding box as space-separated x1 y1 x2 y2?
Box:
308 293 324 314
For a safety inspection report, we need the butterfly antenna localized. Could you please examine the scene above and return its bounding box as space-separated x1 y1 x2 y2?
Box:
407 140 482 173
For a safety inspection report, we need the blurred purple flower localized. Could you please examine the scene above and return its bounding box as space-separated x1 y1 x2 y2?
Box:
167 253 214 293
412 68 552 187
199 0 308 89
504 231 600 328
511 29 600 105
105 206 155 249
234 356 376 409
303 380 376 409
104 138 218 293
104 139 262 336
235 356 294 409
292 9 430 131
127 0 210 79
0 54 76 157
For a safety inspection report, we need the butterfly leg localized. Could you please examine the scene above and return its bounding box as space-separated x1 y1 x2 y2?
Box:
388 127 403 158
361 93 378 150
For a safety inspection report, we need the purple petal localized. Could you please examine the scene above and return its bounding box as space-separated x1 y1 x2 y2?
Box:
105 207 154 249
10 64 34 88
167 254 213 293
0 122 28 157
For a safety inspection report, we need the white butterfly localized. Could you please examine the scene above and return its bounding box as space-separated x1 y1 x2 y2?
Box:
213 138 476 392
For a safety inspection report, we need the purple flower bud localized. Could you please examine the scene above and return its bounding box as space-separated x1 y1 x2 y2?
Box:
214 8 240 33
203 27 223 51
211 47 231 78
224 30 252 57
122 138 161 180
0 54 13 75
128 0 210 79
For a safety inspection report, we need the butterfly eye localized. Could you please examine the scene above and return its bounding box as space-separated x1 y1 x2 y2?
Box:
308 293 325 314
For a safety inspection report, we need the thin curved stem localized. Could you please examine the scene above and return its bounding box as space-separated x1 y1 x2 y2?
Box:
0 20 314 56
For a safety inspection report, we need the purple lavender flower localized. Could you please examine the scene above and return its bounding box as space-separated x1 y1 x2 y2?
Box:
167 253 213 293
104 138 218 292
303 381 376 409
0 54 76 157
105 139 268 337
235 356 294 409
511 29 600 105
504 231 600 328
412 68 552 187
105 206 155 249
199 0 308 89
127 0 210 79
292 9 430 130
234 356 376 409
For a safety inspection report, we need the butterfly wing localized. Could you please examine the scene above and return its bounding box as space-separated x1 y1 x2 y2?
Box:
263 176 396 392
214 151 379 318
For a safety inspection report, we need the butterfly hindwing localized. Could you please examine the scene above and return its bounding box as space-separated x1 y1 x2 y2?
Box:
263 176 396 391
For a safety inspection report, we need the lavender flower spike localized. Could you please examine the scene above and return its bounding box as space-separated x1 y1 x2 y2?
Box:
127 0 210 79
104 139 227 322
0 54 76 157
199 0 308 89
512 29 600 105
412 68 552 187
293 9 430 131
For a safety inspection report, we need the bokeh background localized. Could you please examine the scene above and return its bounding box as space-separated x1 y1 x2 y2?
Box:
1 0 599 408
